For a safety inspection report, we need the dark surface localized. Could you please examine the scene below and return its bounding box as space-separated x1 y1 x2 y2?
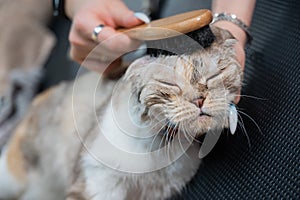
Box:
172 0 300 199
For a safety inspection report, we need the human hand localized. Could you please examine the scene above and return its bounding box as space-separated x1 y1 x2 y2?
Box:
65 0 144 74
212 21 247 103
232 42 245 104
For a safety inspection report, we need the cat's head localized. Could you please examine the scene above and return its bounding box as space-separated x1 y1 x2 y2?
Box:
124 27 242 138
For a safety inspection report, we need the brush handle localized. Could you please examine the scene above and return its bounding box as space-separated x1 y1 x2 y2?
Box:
118 9 212 41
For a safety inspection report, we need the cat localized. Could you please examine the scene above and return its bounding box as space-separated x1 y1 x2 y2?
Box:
0 0 55 149
0 26 242 200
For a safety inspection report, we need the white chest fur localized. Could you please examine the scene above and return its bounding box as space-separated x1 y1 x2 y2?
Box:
81 97 201 200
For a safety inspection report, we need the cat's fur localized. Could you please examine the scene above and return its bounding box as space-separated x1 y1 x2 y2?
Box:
0 26 242 200
0 0 55 149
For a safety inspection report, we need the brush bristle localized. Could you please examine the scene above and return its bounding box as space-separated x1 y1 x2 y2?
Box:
146 25 215 57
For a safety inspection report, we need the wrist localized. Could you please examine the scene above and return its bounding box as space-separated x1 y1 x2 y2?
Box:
213 21 247 48
211 12 253 47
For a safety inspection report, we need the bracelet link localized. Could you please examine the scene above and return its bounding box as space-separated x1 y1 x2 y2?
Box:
212 12 253 45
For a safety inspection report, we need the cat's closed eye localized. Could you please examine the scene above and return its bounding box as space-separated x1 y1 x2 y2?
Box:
206 72 220 81
155 79 179 87
154 79 182 95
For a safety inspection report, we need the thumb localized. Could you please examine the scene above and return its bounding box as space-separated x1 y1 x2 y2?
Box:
122 12 144 28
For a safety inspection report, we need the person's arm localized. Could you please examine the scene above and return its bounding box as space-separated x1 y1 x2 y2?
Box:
212 0 256 47
212 0 256 103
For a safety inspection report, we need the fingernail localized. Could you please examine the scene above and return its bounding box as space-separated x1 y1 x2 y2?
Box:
134 12 150 24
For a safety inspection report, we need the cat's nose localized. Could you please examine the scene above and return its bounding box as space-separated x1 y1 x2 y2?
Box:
193 97 205 108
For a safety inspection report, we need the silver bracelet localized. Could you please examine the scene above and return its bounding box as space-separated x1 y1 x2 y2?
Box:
212 12 253 45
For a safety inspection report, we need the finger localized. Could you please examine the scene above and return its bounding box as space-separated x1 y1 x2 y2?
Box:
81 57 122 75
75 13 141 54
70 30 131 66
69 47 88 64
69 22 98 62
69 40 96 63
87 40 127 62
92 26 141 54
107 1 144 28
81 58 110 73
69 23 123 63
73 12 113 43
234 43 245 70
93 35 141 56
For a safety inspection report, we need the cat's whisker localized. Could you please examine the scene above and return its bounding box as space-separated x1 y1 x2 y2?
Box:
167 139 173 162
237 110 263 136
172 111 191 122
160 126 171 149
161 131 169 155
208 99 227 104
146 114 173 152
233 94 267 101
206 103 227 108
177 120 198 144
184 127 203 144
171 107 197 122
153 116 178 151
163 123 176 161
203 104 227 109
177 126 189 158
209 96 227 100
237 121 252 149
148 120 169 152
170 123 181 158
236 112 252 149
179 123 193 144
164 128 171 158
165 108 207 144
203 102 227 108
148 133 160 153
148 111 168 130
182 123 198 144
183 132 193 144
206 99 227 103
152 118 168 133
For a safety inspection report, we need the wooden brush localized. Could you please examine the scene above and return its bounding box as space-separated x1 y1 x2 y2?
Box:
119 9 215 56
